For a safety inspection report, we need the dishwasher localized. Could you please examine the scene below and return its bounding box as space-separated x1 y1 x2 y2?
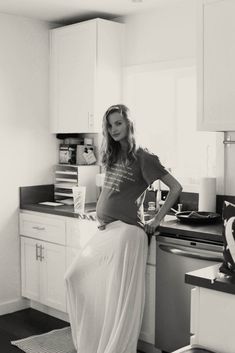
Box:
155 233 223 353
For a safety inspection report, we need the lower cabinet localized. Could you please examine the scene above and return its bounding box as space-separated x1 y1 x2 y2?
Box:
20 210 156 347
190 286 235 353
21 236 67 312
139 264 156 345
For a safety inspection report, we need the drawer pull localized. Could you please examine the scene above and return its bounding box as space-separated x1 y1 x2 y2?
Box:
36 244 40 261
40 245 44 261
32 226 45 231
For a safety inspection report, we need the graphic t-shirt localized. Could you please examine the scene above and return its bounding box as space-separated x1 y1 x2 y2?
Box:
96 147 168 228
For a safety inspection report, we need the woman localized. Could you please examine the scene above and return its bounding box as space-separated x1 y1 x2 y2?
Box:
65 104 182 353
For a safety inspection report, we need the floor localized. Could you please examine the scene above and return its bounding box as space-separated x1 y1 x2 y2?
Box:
0 308 143 352
0 308 69 352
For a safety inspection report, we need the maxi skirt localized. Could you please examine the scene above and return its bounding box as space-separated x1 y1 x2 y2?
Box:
65 220 148 353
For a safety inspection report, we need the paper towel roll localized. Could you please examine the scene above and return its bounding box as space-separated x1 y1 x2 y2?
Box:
95 173 105 187
198 177 216 212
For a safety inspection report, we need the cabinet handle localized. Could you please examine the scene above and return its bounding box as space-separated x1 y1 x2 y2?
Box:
88 113 94 128
32 226 45 231
36 244 40 261
40 245 44 262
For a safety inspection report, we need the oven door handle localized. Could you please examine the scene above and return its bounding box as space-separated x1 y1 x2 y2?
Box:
159 244 223 262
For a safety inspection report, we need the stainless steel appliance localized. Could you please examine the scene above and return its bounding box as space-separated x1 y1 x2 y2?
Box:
155 234 223 353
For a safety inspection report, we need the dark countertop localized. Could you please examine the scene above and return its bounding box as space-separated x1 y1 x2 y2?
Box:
185 264 235 295
20 202 223 243
20 202 97 218
159 217 223 244
19 184 223 241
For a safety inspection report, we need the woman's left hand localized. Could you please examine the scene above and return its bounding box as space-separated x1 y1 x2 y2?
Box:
144 218 161 235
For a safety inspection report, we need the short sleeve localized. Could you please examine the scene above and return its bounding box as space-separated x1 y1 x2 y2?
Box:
138 148 168 186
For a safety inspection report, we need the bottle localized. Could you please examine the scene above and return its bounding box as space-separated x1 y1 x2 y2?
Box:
156 180 162 211
147 201 156 219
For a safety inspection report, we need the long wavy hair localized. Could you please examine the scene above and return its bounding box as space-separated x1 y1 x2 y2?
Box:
100 104 137 168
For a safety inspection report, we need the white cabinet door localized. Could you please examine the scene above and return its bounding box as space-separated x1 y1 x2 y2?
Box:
198 0 235 131
190 286 235 353
139 264 156 345
21 236 67 312
40 242 67 312
21 237 40 302
50 19 123 133
50 20 96 133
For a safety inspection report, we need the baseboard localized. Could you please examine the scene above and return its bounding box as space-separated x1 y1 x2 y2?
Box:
30 300 69 322
0 297 30 316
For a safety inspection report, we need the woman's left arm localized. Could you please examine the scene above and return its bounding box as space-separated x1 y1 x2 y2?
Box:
144 173 182 235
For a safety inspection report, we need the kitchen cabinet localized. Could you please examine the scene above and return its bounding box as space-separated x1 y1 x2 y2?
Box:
20 212 67 312
139 236 156 349
19 209 156 348
66 217 98 268
19 210 98 314
21 237 66 312
139 264 155 345
190 286 235 353
50 18 124 133
198 0 235 131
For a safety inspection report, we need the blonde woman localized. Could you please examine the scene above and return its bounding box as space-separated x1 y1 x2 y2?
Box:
65 104 182 353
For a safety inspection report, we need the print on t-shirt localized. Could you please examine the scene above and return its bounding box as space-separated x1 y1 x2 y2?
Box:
103 163 136 193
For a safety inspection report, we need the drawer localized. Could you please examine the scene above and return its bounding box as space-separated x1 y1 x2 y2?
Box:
19 212 66 245
66 218 98 249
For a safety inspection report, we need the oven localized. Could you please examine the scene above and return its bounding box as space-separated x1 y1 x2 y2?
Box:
155 234 223 353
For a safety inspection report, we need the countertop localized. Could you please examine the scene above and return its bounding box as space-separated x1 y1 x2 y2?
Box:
185 264 235 295
20 202 223 243
20 202 97 218
19 184 225 243
159 217 223 243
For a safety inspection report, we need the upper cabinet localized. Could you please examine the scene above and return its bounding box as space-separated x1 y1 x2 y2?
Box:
198 0 235 131
50 19 124 133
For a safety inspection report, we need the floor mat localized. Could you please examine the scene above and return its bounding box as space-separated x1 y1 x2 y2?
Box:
11 326 76 353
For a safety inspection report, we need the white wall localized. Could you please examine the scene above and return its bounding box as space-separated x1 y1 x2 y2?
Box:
123 0 197 66
0 14 57 313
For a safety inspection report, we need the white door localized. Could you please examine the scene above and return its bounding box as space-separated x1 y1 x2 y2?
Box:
21 237 40 301
50 20 96 133
40 242 67 312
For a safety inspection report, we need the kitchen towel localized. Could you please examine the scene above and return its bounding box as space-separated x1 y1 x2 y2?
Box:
198 177 216 212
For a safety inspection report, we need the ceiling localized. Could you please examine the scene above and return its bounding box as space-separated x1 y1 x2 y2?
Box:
0 0 182 25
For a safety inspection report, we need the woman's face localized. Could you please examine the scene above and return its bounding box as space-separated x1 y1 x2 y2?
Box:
107 112 128 142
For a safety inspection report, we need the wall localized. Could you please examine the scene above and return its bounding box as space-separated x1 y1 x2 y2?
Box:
123 0 197 66
0 13 57 314
121 0 231 195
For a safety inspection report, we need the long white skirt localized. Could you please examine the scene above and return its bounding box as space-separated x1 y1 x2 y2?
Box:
65 220 148 353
